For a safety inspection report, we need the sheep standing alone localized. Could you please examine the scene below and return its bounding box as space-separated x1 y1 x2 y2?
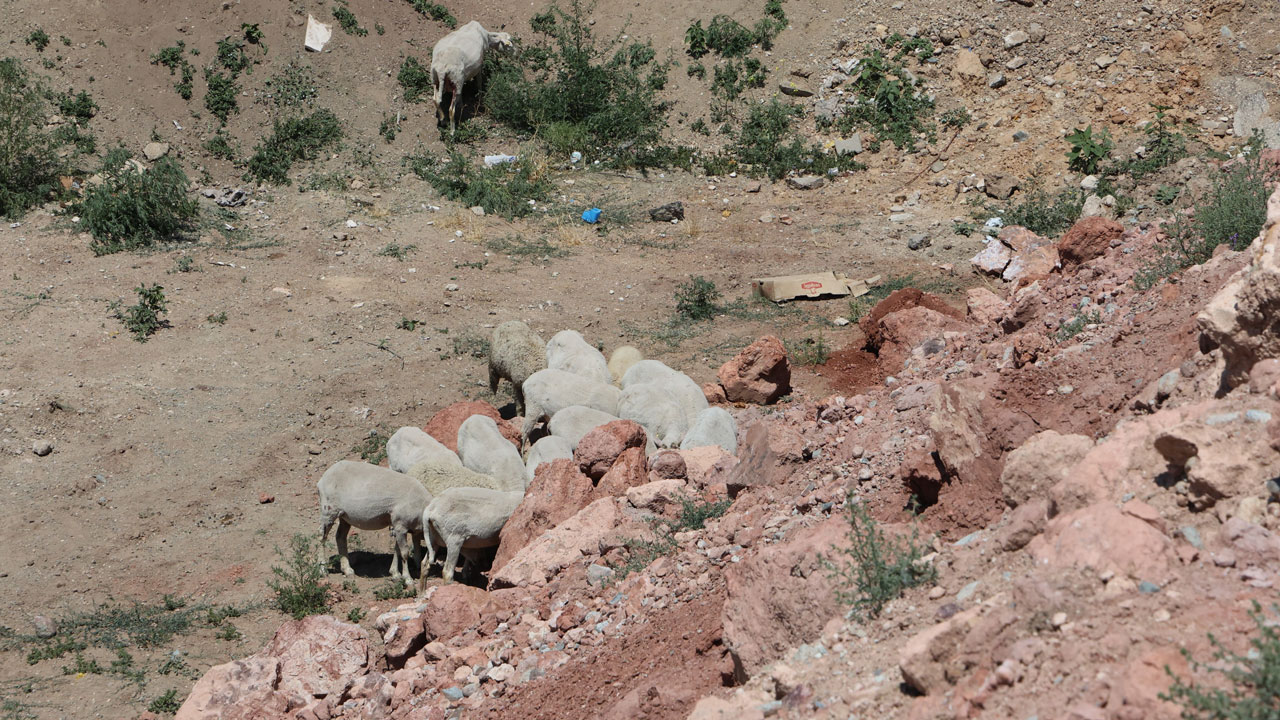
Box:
420 487 523 586
430 21 512 134
488 321 546 417
520 368 622 444
607 345 644 385
386 426 461 473
317 461 431 586
546 330 612 385
456 415 526 491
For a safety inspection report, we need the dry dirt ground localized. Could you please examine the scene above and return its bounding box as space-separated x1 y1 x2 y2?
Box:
0 0 1275 716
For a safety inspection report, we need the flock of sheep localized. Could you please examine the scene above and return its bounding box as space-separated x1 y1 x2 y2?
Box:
316 322 739 589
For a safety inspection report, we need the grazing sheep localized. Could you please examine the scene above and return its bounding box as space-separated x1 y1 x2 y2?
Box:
619 382 690 448
488 321 546 416
317 461 431 586
621 359 709 425
408 457 510 497
431 21 513 134
525 435 574 483
387 426 461 474
608 346 644 385
457 415 525 491
420 487 524 586
546 330 612 385
520 368 622 444
548 405 620 449
680 407 738 453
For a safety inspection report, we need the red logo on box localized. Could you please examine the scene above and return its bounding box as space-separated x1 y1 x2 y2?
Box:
801 281 823 290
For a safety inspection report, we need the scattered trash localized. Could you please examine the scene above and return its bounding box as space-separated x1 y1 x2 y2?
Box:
752 271 878 303
570 151 582 163
9 222 20 229
648 202 684 223
581 208 602 223
172 120 183 130
484 154 517 167
345 219 358 228
305 14 333 52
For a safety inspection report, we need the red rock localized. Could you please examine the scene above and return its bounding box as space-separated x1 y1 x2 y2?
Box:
721 517 845 681
1003 244 1060 283
717 336 792 405
703 382 728 404
381 615 425 668
423 401 519 452
176 656 285 720
970 241 1012 276
965 287 1008 325
595 446 649 496
1059 216 1123 266
421 584 489 642
489 498 626 588
999 430 1094 508
726 423 785 497
679 446 737 488
555 603 587 631
649 450 687 479
1027 503 1173 582
267 616 373 699
625 478 688 515
1108 646 1188 719
492 459 595 573
574 420 647 480
997 225 1048 253
997 498 1049 551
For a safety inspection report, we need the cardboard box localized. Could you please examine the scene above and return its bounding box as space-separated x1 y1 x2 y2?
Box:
752 272 874 302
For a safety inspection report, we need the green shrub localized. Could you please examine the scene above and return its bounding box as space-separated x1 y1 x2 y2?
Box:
823 496 935 619
985 186 1084 237
148 689 181 715
110 284 168 343
379 115 398 143
1056 307 1102 341
842 46 935 151
207 311 228 325
80 157 198 255
674 275 720 320
352 427 390 465
57 90 97 122
268 535 333 620
245 109 343 184
1109 106 1191 180
25 29 50 52
241 23 266 48
711 99 843 180
1155 184 1180 206
684 21 709 58
396 56 433 103
408 151 553 219
686 61 706 79
407 0 457 28
786 334 830 365
347 607 367 623
263 61 317 111
710 57 766 99
203 131 237 160
0 58 64 218
216 36 253 74
150 43 194 100
377 241 417 260
1162 601 1280 719
333 5 368 36
483 0 673 166
674 496 731 531
203 68 239 124
884 32 934 61
704 16 756 57
1065 125 1112 175
373 580 415 600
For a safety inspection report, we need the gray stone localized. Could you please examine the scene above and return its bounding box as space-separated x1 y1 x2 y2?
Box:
787 175 825 190
1179 526 1203 549
1012 130 1029 142
1095 55 1117 69
956 581 980 602
988 73 1007 89
889 212 915 223
984 175 1019 200
143 142 170 161
930 161 946 173
1080 175 1099 191
907 233 930 251
834 134 863 156
1003 30 1029 49
1028 23 1046 42
778 79 813 97
442 686 464 701
1006 57 1027 70
1080 194 1110 218
648 202 685 223
1137 581 1160 594
586 563 615 587
32 615 57 639
32 440 52 457
1233 90 1280 147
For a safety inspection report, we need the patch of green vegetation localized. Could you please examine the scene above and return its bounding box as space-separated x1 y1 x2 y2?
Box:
333 5 368 36
379 115 399 143
109 284 168 343
710 57 766 100
0 58 65 219
214 624 241 641
484 0 674 167
445 118 489 146
396 317 419 331
838 44 935 152
150 43 195 100
268 535 334 620
62 653 103 676
707 99 846 180
207 310 228 325
407 0 457 28
983 185 1084 237
352 427 390 465
203 130 237 160
30 597 199 658
786 334 830 365
450 330 490 358
148 689 181 715
674 275 721 320
483 234 571 262
347 607 367 623
373 580 415 601
203 68 239 124
79 156 199 255
1162 601 1280 720
215 36 253 75
675 496 731 531
377 242 417 261
1064 125 1112 175
170 255 199 274
245 109 343 184
1056 307 1102 341
242 22 266 48
612 496 732 580
1 699 37 720
884 32 934 60
1107 106 1192 180
408 151 553 219
823 495 935 619
396 56 433 103
1155 184 1180 206
57 90 97 123
25 29 50 52
263 60 317 112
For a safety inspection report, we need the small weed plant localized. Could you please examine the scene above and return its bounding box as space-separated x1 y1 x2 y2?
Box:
207 311 228 325
25 29 50 52
1108 105 1191 180
170 256 198 273
150 43 194 100
57 90 97 123
397 57 433 103
203 68 239 124
708 99 845 179
450 330 490 358
408 0 458 28
984 185 1084 237
408 152 552 219
0 58 65 218
483 234 570 262
823 496 936 619
79 156 198 254
245 109 343 184
268 534 333 620
262 61 318 112
674 275 721 320
1056 307 1102 341
352 428 390 465
373 580 415 601
675 496 731 531
333 5 368 36
1064 125 1112 175
110 284 168 343
377 242 417 261
396 317 420 331
786 335 830 366
347 607 367 623
1161 601 1280 719
840 45 935 151
215 36 255 75
148 689 181 715
203 131 237 160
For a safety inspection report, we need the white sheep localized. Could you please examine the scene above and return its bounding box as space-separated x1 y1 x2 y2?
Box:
430 21 513 134
520 368 622 444
408 457 511 497
619 382 689 448
488 320 546 417
386 426 461 473
317 461 431 587
524 434 574 483
546 330 612 385
621 359 709 425
680 407 738 453
608 345 644 385
419 487 523 586
547 405 620 449
456 415 526 491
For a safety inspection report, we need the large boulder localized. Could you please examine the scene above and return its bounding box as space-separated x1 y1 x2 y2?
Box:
1027 503 1174 583
717 336 792 404
1198 185 1280 389
721 517 845 681
595 446 650 496
492 459 595 572
490 497 626 588
424 401 519 452
420 584 490 641
575 420 647 479
1058 216 1123 266
999 430 1095 507
1154 413 1280 507
177 656 286 720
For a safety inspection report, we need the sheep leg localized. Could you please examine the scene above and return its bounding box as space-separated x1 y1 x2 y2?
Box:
319 509 339 570
335 518 354 576
448 81 461 135
392 526 415 586
442 538 462 584
488 364 500 395
389 535 401 579
513 385 526 419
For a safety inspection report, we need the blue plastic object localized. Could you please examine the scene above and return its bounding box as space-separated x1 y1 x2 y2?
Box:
581 207 602 223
